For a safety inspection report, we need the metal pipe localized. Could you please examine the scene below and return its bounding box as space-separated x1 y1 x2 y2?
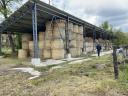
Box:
93 28 96 51
32 2 39 58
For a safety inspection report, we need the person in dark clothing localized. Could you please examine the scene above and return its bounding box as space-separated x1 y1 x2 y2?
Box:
96 44 102 57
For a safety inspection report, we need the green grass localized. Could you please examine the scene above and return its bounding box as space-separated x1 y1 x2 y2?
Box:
1 54 128 96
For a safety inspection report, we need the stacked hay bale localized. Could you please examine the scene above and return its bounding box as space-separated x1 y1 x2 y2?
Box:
70 23 77 57
70 24 84 57
77 26 84 54
51 19 65 59
28 32 45 59
98 38 104 51
18 33 32 59
43 21 53 59
85 37 93 52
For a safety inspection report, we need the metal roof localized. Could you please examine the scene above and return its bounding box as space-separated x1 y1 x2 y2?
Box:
0 0 106 34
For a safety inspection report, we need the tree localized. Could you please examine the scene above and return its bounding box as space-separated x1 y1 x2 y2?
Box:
0 0 22 54
100 21 128 46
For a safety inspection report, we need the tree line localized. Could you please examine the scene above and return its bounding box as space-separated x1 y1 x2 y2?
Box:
100 21 128 46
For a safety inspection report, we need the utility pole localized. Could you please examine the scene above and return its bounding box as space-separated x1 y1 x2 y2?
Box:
49 0 52 5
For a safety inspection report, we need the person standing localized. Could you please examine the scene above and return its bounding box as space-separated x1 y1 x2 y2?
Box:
96 43 102 57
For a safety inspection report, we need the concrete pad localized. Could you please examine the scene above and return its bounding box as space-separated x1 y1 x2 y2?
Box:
11 67 41 80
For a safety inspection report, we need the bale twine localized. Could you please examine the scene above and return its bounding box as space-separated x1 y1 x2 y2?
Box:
78 26 83 34
22 33 32 42
39 32 45 41
73 24 79 33
51 39 64 49
70 40 77 48
22 41 29 50
51 49 65 59
70 48 77 57
18 49 28 59
43 49 51 59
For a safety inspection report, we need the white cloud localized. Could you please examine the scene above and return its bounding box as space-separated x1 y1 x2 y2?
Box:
17 0 128 32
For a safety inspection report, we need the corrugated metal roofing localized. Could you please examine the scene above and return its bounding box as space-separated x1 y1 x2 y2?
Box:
0 0 106 34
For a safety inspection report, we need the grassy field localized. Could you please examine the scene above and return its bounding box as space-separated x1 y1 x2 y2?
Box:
0 55 128 96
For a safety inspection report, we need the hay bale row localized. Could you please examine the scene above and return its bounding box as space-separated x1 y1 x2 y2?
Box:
70 48 82 57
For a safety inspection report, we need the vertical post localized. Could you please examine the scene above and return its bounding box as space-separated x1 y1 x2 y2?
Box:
83 24 86 53
31 2 40 65
65 16 71 59
113 46 119 79
0 32 2 56
93 28 96 51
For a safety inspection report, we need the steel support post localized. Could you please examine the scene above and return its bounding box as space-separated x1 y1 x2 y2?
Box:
0 33 2 56
83 24 86 53
31 2 40 65
93 28 96 51
65 16 71 59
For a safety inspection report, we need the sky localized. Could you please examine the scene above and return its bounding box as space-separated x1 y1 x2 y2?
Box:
37 0 128 32
1 0 128 32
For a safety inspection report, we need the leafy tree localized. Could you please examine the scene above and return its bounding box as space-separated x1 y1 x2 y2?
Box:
100 21 128 46
0 0 22 54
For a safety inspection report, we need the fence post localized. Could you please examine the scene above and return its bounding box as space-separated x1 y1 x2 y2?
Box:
113 46 119 79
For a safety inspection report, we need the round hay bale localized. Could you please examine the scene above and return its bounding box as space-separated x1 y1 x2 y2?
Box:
73 24 79 33
51 49 65 59
70 48 77 57
70 40 77 48
43 49 51 59
22 41 29 50
39 32 45 41
70 32 77 40
29 41 34 50
54 19 65 28
44 40 51 49
78 26 83 34
88 37 93 42
22 33 32 42
53 28 65 39
76 48 82 56
46 21 53 31
68 22 73 31
76 34 83 41
38 41 45 49
76 40 83 48
18 49 28 59
45 31 53 39
29 49 43 58
51 39 64 49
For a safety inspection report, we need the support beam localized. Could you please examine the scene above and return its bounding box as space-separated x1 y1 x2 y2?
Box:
93 28 96 51
31 2 41 65
0 32 2 56
83 24 86 54
65 16 71 59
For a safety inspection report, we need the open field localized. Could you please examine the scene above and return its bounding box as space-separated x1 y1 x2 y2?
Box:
0 54 128 96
